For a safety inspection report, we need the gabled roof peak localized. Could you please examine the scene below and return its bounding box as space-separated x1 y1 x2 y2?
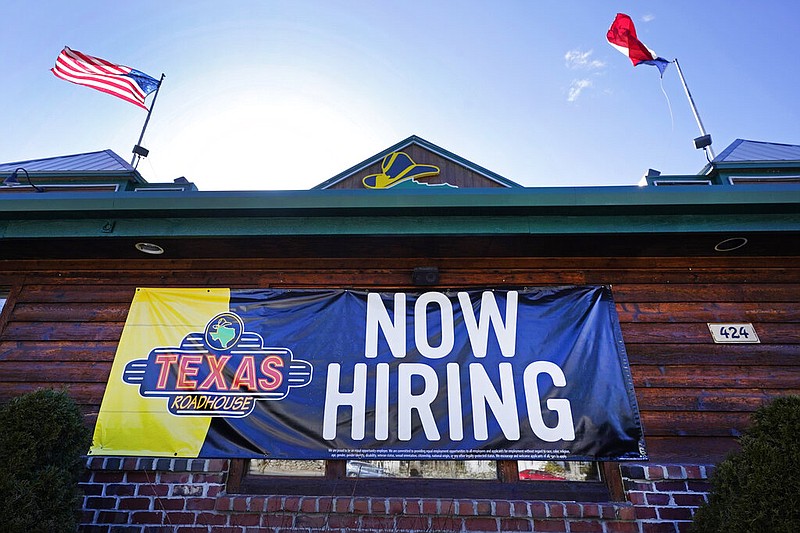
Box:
313 135 522 190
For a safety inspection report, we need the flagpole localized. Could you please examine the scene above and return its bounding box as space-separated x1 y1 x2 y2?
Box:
672 59 715 160
131 73 166 167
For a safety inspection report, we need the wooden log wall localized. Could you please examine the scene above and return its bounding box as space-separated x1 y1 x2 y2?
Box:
0 255 797 464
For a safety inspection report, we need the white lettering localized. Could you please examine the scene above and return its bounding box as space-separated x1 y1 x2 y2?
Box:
398 363 440 441
365 292 406 358
458 291 518 357
414 292 454 359
365 291 518 359
322 363 367 440
446 362 463 440
374 363 389 440
469 362 520 440
322 361 576 444
523 361 575 442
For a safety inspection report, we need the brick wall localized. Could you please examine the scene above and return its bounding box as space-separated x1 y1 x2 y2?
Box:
80 457 229 531
79 458 712 532
620 463 713 533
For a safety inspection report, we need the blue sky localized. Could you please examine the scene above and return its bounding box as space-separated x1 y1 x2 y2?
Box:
3 1 799 190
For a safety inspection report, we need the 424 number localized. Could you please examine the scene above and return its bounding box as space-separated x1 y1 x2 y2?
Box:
717 325 750 340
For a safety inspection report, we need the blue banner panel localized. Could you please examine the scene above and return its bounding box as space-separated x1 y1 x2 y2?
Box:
98 286 645 461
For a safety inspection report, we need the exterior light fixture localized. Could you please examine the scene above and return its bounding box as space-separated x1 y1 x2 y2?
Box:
3 167 44 192
132 145 150 158
714 237 748 252
693 134 713 150
135 242 165 255
412 266 439 286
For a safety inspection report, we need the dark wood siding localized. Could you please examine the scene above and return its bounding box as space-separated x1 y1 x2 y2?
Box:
0 255 797 463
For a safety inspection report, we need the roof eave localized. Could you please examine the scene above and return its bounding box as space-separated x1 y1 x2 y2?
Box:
1 183 798 219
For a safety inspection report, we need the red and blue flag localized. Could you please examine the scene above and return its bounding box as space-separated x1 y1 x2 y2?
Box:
607 13 669 76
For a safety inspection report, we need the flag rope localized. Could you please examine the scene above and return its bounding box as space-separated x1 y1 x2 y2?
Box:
659 74 674 133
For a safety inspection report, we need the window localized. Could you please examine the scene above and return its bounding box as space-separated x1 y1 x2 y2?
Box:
0 288 13 342
250 459 499 480
651 179 713 186
230 458 619 501
251 459 326 477
0 288 10 325
727 175 800 185
250 459 598 481
517 460 599 482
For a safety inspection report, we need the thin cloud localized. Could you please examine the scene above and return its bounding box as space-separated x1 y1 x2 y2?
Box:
564 49 606 70
567 79 592 102
564 48 604 102
642 14 655 22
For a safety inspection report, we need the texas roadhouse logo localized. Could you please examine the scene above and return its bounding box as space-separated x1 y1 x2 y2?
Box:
122 312 313 417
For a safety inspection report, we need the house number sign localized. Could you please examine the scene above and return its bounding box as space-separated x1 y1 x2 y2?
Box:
707 323 760 344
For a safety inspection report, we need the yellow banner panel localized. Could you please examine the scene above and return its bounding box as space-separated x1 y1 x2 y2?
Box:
90 288 230 457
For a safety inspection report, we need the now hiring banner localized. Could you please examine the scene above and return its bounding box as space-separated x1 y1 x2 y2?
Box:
91 286 645 461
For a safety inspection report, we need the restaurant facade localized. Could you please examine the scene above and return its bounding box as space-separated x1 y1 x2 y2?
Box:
1 136 799 532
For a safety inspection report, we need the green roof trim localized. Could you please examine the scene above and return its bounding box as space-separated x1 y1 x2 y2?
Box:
2 213 797 240
0 184 798 239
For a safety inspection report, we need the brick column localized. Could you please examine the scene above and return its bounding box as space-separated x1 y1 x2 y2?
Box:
620 463 713 533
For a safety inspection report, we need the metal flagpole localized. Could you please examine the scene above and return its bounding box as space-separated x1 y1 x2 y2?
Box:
672 59 715 160
131 73 166 167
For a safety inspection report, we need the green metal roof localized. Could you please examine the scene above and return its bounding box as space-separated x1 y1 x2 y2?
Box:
699 139 800 176
0 149 146 184
714 139 800 163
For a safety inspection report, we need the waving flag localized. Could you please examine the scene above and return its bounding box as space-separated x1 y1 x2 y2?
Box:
607 13 669 76
51 47 159 110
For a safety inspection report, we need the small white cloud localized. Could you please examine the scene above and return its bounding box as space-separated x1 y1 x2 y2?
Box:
564 49 606 70
642 14 655 22
567 79 592 102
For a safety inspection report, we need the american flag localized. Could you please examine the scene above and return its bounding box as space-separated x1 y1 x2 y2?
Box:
51 47 160 110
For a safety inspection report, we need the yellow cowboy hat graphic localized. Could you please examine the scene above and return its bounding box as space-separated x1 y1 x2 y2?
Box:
362 151 440 189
